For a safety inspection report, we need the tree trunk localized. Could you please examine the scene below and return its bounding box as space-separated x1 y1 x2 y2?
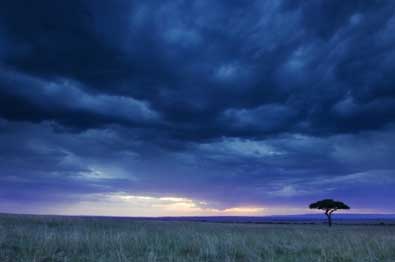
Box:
326 214 332 227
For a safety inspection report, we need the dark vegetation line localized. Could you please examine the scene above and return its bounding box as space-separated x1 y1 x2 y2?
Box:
1 213 395 226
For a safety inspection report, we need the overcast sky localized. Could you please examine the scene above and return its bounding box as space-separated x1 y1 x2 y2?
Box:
1 0 395 216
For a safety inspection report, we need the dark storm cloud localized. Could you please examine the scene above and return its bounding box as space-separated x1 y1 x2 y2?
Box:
1 0 395 138
281 0 389 39
0 69 160 129
1 0 395 213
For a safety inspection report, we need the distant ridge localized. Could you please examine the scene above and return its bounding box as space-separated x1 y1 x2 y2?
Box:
1 213 395 224
153 214 395 223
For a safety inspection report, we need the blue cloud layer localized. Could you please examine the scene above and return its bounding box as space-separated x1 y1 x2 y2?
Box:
0 0 394 213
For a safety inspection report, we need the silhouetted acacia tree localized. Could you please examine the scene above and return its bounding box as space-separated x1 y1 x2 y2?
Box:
309 199 350 227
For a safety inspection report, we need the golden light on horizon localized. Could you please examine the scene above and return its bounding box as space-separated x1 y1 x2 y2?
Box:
38 192 269 217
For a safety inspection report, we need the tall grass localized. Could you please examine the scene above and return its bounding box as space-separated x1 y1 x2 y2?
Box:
1 214 394 262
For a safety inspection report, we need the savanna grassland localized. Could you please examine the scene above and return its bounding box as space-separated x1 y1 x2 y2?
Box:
1 214 394 262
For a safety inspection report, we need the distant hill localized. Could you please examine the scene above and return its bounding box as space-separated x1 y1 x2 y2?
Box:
2 213 395 224
149 214 395 224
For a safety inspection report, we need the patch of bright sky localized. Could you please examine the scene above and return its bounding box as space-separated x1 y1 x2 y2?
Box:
46 192 266 217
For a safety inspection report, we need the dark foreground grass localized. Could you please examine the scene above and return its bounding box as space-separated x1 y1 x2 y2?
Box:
1 214 394 262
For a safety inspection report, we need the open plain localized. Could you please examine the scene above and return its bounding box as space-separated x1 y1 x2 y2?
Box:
1 214 394 262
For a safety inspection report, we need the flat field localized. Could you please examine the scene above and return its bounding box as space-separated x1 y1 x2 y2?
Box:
1 214 394 262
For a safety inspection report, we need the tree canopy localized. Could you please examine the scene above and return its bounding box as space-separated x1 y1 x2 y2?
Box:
309 199 350 211
309 199 350 227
